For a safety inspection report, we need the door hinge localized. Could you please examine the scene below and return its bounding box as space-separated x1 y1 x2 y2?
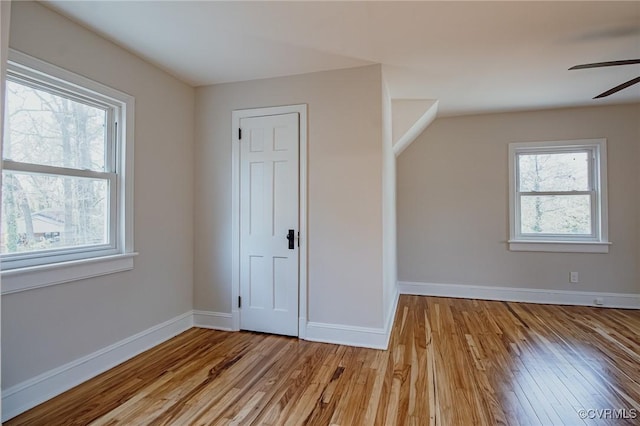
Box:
238 296 242 308
238 128 242 140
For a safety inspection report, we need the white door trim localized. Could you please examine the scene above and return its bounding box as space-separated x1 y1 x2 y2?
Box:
231 104 308 336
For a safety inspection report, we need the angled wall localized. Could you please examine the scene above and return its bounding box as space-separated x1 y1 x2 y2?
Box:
392 99 438 156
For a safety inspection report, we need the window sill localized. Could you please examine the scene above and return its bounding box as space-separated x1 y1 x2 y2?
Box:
1 252 138 295
508 240 610 253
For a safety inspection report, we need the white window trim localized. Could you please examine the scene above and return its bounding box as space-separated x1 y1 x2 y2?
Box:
1 49 136 294
508 139 610 254
1 253 137 295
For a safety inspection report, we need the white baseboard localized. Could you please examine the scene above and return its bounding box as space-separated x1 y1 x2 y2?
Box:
398 281 640 309
304 289 400 350
298 317 307 339
1 311 194 422
231 308 240 331
304 321 390 350
193 310 233 331
383 287 400 348
2 298 403 422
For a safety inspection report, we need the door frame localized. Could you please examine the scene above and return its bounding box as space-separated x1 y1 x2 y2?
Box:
231 104 308 337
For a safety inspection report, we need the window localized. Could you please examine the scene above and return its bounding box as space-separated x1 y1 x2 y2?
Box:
1 50 135 293
508 139 610 253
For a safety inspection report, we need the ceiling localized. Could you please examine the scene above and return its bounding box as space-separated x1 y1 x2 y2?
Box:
44 1 640 116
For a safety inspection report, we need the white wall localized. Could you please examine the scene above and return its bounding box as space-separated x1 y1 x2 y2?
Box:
2 2 195 389
398 104 640 295
194 65 386 329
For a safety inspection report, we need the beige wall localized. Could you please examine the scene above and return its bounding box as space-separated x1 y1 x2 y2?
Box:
1 0 13 414
398 104 639 295
194 65 385 328
2 2 195 389
381 78 397 321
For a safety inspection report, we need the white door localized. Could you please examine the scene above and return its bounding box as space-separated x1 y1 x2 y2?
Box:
239 112 299 336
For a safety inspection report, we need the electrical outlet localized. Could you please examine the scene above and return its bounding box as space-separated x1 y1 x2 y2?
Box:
570 272 579 283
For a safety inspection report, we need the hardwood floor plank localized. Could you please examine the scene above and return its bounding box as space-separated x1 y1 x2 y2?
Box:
8 296 640 426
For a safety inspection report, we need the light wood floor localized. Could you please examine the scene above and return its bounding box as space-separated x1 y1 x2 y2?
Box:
7 295 640 425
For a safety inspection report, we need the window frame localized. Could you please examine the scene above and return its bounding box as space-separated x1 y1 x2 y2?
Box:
1 49 136 293
508 139 610 253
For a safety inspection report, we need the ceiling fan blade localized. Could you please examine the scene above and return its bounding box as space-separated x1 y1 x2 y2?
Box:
569 59 640 70
594 76 640 98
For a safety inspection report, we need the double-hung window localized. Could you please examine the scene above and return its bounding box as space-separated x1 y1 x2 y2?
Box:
1 50 135 293
508 139 610 253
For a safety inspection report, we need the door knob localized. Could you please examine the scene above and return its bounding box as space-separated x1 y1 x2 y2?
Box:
286 229 295 250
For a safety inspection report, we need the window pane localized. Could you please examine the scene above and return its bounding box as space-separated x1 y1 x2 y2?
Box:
1 171 109 254
3 80 107 171
520 195 591 235
518 151 589 192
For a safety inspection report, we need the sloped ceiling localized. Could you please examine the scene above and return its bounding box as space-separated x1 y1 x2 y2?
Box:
44 1 640 116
